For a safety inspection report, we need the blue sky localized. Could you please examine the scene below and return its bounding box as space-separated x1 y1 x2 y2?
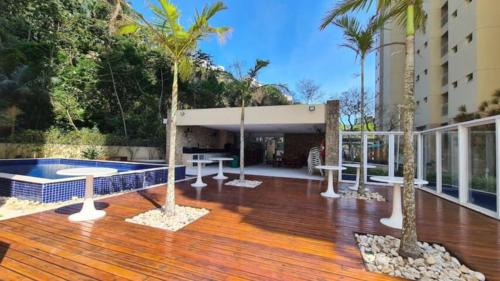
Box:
129 0 376 103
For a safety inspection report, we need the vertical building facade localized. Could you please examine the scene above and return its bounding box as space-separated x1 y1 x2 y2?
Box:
377 0 500 130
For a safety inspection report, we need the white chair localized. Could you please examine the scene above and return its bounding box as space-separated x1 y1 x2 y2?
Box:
307 147 323 176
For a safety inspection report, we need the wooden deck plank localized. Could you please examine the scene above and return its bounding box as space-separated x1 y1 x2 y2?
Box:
0 175 498 280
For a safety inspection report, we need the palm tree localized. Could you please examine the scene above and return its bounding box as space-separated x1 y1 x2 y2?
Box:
118 0 230 216
228 60 289 182
321 0 425 258
323 16 384 195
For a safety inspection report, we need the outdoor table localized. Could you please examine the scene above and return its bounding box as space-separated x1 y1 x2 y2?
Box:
370 176 428 229
342 163 376 191
315 165 346 198
57 167 117 222
210 157 233 180
188 160 213 188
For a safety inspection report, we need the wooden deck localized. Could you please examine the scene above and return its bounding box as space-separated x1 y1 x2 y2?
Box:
0 175 499 280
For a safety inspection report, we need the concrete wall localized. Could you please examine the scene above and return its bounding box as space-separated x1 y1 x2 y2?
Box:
175 104 326 126
414 0 445 128
0 143 162 161
377 0 500 129
283 133 323 164
377 20 406 130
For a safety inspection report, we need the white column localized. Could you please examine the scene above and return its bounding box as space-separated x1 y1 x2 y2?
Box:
338 132 343 180
458 125 469 204
436 131 442 194
496 118 500 219
388 134 395 177
363 134 368 182
417 133 423 186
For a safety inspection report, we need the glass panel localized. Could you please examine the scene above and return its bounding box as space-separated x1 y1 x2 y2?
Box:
468 123 497 212
395 135 418 177
341 134 361 181
367 134 389 182
422 133 436 190
441 130 459 198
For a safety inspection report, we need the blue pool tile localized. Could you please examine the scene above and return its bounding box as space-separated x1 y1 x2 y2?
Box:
0 158 185 203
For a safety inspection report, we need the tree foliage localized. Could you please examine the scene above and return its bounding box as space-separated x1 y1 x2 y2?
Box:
0 0 291 143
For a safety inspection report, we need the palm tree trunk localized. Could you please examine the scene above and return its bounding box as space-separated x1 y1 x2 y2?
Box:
398 4 421 259
158 68 164 121
66 109 79 131
107 60 128 139
239 97 245 181
108 0 122 35
358 56 366 195
165 61 178 216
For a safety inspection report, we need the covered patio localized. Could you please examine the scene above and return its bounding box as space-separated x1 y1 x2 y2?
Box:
0 175 498 280
167 102 340 180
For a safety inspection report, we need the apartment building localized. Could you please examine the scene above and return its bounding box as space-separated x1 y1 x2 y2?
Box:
376 0 500 130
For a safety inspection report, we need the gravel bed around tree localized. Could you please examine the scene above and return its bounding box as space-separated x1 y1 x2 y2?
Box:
355 233 485 281
125 205 209 231
225 179 262 188
340 190 386 201
0 190 129 220
0 196 83 220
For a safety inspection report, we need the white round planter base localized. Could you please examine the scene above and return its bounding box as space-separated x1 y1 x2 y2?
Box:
213 175 228 180
380 217 402 229
191 182 207 188
321 191 341 198
69 198 106 222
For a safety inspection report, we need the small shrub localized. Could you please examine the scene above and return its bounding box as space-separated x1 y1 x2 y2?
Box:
81 146 100 159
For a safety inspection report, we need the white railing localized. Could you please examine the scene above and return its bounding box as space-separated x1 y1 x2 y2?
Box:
339 115 500 220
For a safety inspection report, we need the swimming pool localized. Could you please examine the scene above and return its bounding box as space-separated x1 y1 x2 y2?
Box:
0 158 186 203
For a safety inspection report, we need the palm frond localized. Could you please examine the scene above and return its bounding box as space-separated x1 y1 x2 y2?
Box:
179 56 193 81
320 0 376 30
117 22 140 35
248 60 270 80
380 0 426 30
334 15 379 58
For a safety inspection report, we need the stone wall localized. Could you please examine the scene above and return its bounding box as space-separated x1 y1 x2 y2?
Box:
0 143 162 161
283 133 323 164
325 100 340 181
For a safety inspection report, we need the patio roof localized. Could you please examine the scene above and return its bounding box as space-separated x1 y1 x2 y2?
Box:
167 104 327 133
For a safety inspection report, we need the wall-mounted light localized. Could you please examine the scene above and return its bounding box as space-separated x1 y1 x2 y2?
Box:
184 127 192 138
309 105 316 112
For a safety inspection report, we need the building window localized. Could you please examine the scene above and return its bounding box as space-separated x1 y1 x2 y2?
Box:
466 33 473 43
424 69 428 75
424 97 428 103
424 41 428 48
452 10 458 18
467 73 474 82
453 81 458 88
416 101 420 106
441 93 449 116
416 75 420 81
417 49 420 55
452 45 458 53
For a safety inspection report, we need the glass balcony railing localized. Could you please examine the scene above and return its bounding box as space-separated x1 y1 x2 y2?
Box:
338 115 499 219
